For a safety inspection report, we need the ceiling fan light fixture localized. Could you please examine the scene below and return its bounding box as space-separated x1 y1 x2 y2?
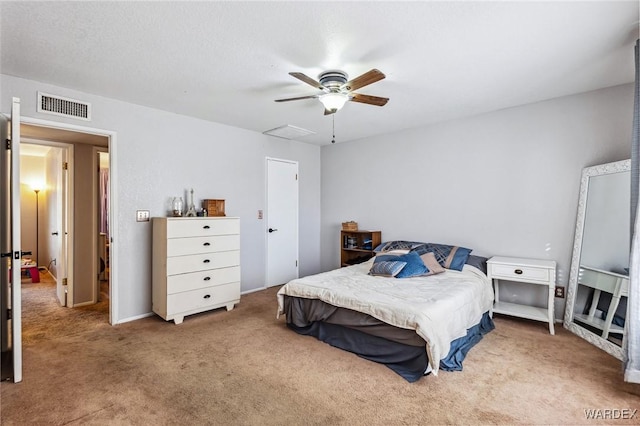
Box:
319 93 348 112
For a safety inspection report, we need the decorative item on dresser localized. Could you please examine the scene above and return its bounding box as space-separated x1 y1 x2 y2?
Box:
487 256 557 335
151 216 241 324
185 188 197 217
202 199 226 217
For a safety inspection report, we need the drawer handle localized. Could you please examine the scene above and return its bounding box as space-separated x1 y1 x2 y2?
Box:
203 294 211 299
203 242 211 246
203 225 210 229
203 259 210 263
203 277 211 281
514 269 523 275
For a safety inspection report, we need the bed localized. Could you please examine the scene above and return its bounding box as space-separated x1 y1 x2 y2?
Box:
276 241 495 382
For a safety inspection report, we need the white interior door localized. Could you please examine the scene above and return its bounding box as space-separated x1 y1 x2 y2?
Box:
7 98 22 382
0 115 8 365
0 102 18 380
51 147 68 306
266 158 299 287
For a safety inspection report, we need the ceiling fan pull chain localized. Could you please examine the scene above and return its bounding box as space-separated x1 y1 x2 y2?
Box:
332 115 336 144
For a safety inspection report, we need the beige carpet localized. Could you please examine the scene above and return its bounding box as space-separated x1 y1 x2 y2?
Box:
1 273 639 425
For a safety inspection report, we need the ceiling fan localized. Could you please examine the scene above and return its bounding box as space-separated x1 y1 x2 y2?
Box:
275 69 389 115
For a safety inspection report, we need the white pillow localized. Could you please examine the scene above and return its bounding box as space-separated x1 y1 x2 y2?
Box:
376 249 410 256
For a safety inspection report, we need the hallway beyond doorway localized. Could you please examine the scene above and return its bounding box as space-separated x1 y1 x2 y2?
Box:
21 271 109 345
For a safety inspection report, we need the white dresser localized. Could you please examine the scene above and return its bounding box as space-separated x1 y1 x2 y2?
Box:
152 217 241 324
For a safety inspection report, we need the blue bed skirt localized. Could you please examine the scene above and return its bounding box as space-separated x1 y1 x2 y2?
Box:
288 312 494 382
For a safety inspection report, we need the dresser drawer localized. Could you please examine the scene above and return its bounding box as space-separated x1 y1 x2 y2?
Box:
167 218 239 238
166 282 240 315
489 263 550 283
167 266 240 294
167 251 240 275
167 235 240 257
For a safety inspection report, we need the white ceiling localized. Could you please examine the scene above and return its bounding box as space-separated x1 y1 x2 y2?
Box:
1 1 638 146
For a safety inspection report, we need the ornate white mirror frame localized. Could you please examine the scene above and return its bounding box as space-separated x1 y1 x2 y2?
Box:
564 159 630 360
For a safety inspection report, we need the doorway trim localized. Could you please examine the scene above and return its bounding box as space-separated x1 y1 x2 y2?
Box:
18 115 118 325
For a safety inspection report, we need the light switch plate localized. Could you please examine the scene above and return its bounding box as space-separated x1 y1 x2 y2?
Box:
136 210 150 222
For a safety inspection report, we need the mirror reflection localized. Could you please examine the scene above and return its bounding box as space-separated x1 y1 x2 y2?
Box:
565 160 630 359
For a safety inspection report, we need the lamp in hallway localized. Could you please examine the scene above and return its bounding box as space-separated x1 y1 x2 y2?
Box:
32 185 41 267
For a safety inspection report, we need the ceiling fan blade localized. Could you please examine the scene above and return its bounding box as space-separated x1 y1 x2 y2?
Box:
274 95 319 102
342 69 385 92
350 93 389 107
324 108 336 116
289 72 326 90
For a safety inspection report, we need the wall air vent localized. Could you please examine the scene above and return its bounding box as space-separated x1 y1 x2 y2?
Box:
37 92 91 121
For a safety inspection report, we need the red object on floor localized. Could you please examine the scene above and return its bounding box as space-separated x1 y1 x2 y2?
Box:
9 265 40 283
25 266 40 283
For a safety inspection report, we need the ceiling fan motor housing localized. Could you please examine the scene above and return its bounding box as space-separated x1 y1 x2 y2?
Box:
319 70 348 90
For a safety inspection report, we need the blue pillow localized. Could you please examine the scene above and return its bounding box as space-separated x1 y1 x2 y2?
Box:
376 251 429 278
411 243 472 271
373 240 426 252
465 255 488 274
369 260 407 277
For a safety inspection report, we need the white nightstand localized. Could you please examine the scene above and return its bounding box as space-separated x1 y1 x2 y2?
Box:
487 256 557 335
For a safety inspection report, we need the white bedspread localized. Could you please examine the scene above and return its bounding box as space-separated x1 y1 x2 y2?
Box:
277 261 494 375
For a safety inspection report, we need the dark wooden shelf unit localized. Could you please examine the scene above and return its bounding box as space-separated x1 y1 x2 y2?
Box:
340 230 381 267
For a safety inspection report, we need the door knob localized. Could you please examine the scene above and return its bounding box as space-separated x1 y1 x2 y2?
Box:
268 228 278 233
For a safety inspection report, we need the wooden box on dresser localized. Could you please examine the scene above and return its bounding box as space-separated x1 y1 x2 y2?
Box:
152 217 241 324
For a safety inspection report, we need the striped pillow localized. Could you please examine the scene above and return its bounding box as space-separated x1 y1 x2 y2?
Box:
369 260 407 277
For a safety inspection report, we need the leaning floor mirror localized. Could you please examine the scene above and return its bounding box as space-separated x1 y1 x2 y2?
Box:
564 159 630 360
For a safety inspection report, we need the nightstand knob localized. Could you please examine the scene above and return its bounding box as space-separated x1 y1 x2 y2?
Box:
514 269 523 275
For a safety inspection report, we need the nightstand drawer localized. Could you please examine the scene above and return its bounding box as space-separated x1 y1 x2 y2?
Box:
489 264 550 283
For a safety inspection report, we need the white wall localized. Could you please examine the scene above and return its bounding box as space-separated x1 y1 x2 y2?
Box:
321 84 633 319
2 74 322 323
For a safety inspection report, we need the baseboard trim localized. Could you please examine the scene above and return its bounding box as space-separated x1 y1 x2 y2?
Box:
115 312 155 324
241 286 268 295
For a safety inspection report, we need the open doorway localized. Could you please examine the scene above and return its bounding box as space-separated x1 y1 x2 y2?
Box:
19 123 111 324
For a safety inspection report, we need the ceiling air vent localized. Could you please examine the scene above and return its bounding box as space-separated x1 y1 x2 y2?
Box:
37 92 91 121
263 124 315 140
